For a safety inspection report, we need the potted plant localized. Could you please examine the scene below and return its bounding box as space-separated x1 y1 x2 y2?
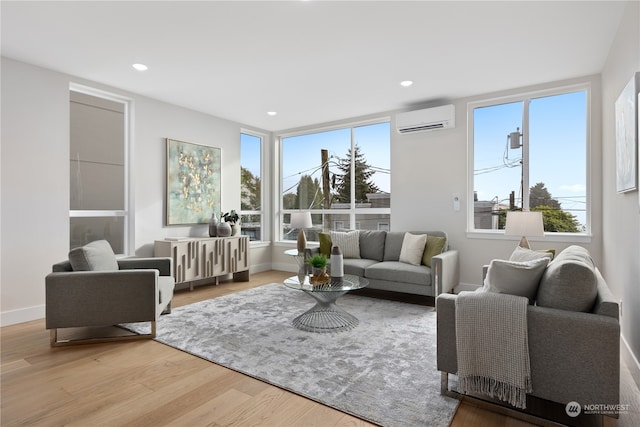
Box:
308 254 329 285
221 210 240 236
222 210 239 224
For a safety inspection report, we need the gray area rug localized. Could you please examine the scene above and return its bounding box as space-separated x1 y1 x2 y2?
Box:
127 283 458 426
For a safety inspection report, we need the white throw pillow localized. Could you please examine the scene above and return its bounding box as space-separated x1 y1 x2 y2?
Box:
509 246 554 262
483 257 550 304
399 233 428 266
330 230 360 259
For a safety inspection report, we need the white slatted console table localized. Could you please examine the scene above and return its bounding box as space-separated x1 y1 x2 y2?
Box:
154 236 250 291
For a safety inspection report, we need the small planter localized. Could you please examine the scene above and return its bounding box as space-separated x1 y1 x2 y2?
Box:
310 267 330 286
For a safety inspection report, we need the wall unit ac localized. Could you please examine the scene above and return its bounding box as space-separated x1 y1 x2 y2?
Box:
396 104 455 134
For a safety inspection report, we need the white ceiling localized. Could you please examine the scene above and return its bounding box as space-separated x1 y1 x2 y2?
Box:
1 1 627 131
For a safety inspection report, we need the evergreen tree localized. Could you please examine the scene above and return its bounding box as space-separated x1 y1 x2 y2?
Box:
532 205 581 232
497 183 581 232
530 182 561 210
295 175 323 209
282 193 297 210
333 144 380 203
240 167 261 210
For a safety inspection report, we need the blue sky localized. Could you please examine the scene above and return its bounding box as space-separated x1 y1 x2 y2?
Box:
278 122 391 197
474 90 587 227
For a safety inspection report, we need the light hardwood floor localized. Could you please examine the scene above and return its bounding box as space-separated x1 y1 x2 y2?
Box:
2 270 638 426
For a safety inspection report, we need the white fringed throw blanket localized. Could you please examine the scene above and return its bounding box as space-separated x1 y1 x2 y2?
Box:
455 291 532 409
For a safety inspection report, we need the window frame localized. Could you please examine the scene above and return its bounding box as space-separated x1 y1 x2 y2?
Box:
466 82 592 243
240 129 267 244
276 117 391 243
69 83 134 255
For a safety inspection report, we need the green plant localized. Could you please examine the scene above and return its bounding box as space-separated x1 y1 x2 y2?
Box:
308 254 328 268
222 210 239 224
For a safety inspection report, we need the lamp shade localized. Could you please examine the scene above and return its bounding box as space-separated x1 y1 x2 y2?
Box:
505 211 544 237
290 211 312 229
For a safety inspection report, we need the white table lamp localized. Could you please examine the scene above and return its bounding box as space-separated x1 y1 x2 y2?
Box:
290 212 313 253
505 211 544 249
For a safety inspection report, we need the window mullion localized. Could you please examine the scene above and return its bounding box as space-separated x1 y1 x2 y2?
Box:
350 127 356 228
522 98 531 211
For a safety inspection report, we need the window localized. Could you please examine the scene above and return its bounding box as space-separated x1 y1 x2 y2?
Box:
470 86 588 234
69 87 130 254
240 132 263 241
280 120 390 242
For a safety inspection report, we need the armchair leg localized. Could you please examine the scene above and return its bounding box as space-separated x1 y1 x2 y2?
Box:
161 301 172 315
48 322 156 347
440 372 459 399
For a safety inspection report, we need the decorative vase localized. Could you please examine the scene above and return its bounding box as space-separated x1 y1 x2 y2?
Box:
330 246 344 278
216 221 232 237
231 223 241 236
208 213 219 237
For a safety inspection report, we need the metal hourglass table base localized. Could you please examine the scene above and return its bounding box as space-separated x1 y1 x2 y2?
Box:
283 274 369 333
292 291 359 333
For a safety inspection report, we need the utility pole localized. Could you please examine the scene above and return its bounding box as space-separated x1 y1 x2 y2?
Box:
321 149 331 209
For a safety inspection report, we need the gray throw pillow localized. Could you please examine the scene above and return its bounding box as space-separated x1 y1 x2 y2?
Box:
358 230 386 261
383 232 406 261
483 257 550 304
536 245 597 312
69 240 119 271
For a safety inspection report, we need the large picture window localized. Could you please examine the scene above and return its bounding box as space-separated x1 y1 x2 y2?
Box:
280 120 390 242
470 86 588 234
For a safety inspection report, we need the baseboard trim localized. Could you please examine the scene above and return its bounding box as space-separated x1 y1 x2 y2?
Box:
1 304 45 327
621 334 640 392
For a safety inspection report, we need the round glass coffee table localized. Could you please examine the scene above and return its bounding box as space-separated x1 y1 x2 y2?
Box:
283 274 369 333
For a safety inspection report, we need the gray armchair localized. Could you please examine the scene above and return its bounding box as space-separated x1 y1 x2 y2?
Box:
46 240 175 346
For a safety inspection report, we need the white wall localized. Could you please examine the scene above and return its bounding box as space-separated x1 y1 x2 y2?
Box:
1 59 70 324
0 57 271 325
601 0 640 366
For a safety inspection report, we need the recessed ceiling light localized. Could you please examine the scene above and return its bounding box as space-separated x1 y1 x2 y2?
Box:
400 80 413 87
132 63 148 71
267 111 277 116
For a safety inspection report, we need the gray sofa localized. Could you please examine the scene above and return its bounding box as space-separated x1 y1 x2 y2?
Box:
436 245 620 422
320 230 459 297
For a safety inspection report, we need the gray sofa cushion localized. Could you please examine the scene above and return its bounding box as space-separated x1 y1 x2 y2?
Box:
358 230 386 261
343 258 379 277
68 240 118 271
536 245 597 312
365 261 431 286
383 232 406 261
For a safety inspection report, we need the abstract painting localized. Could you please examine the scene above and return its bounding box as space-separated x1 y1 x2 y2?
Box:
166 138 221 225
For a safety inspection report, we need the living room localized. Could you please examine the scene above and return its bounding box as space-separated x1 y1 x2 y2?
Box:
1 1 639 425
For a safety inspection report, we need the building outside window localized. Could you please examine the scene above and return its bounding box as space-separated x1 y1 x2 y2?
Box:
280 120 390 242
470 86 588 234
240 132 263 241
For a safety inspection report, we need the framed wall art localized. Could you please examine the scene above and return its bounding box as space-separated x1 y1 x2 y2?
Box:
166 138 221 225
615 72 639 193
